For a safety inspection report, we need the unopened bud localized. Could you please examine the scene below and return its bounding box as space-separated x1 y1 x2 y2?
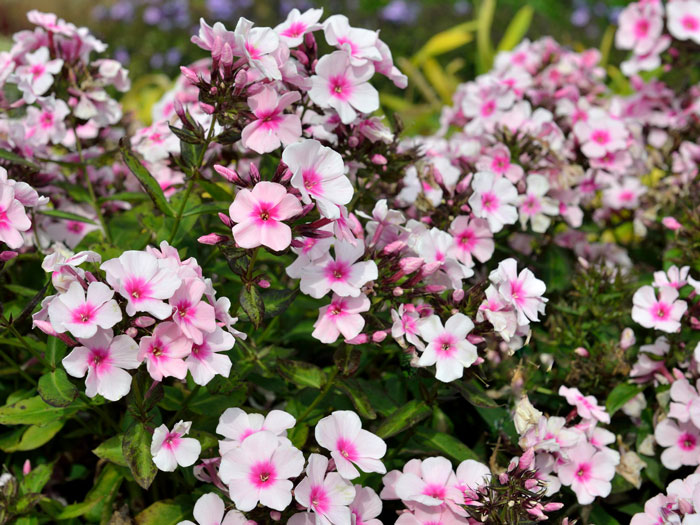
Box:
452 289 465 302
218 213 233 227
392 287 403 297
371 154 387 165
399 257 423 274
198 233 229 245
424 284 446 293
133 316 156 328
125 327 138 338
258 279 270 289
573 347 589 357
269 511 281 521
345 334 368 345
372 330 388 343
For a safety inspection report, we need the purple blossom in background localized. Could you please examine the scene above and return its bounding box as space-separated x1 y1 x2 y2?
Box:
453 1 472 16
206 0 249 19
381 0 420 24
110 1 135 22
571 7 591 27
143 6 163 25
165 47 183 66
279 0 312 15
114 47 130 65
150 52 164 69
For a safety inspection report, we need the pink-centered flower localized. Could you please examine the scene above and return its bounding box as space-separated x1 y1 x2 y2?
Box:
632 285 687 333
349 486 382 525
186 327 234 386
574 110 628 158
615 2 664 55
283 139 353 219
315 410 387 480
14 47 64 103
448 216 494 267
667 1 700 45
557 442 616 505
235 19 281 80
151 420 201 472
169 278 216 345
309 51 379 125
0 183 31 249
294 454 356 525
101 251 182 319
416 313 478 383
323 14 382 66
518 174 558 233
48 281 122 339
489 258 547 325
229 181 302 251
62 328 140 401
558 386 610 424
138 322 192 381
394 456 465 508
653 265 690 290
655 418 700 470
179 492 247 525
312 294 371 344
468 171 518 233
274 8 323 47
216 407 296 455
241 86 302 154
300 241 377 299
218 430 305 512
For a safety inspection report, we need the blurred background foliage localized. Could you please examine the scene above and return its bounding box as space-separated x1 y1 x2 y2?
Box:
0 0 630 131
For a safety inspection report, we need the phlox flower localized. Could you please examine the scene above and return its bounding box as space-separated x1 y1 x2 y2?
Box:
241 86 302 154
229 181 302 251
218 430 305 511
300 241 377 299
601 177 647 210
26 95 70 144
669 379 700 426
477 285 519 342
518 174 558 233
294 454 356 525
667 1 700 45
394 456 464 508
655 418 700 470
349 486 382 525
395 505 464 525
476 144 524 183
653 265 690 290
312 294 370 344
178 492 247 525
48 281 121 339
43 205 100 249
455 459 491 500
630 336 670 383
216 407 296 455
234 19 282 80
559 386 610 424
138 322 192 381
0 184 31 249
14 47 64 103
309 51 379 125
323 15 381 66
62 329 140 401
632 285 687 333
274 8 323 47
467 171 518 233
186 327 234 386
169 278 216 345
191 18 237 53
630 494 680 525
101 250 182 319
151 420 201 472
414 227 474 290
415 313 478 383
283 139 353 219
574 110 628 158
615 2 664 55
315 410 387 480
391 304 425 350
448 216 494 266
489 258 547 325
557 442 616 504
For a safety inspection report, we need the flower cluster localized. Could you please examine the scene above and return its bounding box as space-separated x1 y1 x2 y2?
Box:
632 471 700 524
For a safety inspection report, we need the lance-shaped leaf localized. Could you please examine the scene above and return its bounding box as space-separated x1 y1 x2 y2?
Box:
375 400 432 439
277 359 326 389
122 422 158 489
240 286 264 329
38 369 78 407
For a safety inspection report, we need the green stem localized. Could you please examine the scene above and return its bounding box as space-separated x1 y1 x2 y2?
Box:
1 315 49 368
297 368 338 423
0 348 36 384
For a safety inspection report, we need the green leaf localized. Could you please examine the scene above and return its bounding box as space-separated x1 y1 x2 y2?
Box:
288 423 309 449
198 179 233 201
538 245 572 293
496 5 533 51
375 400 432 439
135 496 193 525
99 191 150 204
261 288 298 319
277 359 326 389
55 464 123 520
122 423 158 489
589 505 621 525
93 435 127 467
0 420 64 452
0 396 74 425
46 337 67 368
0 148 40 170
337 378 377 419
412 22 476 65
453 380 500 409
413 428 479 462
181 202 229 217
240 286 264 329
35 209 97 225
4 284 40 298
476 0 496 74
38 370 78 407
119 137 175 218
606 383 644 416
180 140 206 169
22 463 54 494
599 25 616 68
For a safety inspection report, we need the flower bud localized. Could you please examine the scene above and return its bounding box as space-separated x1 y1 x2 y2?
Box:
573 347 589 357
372 330 388 343
345 334 368 345
452 289 465 302
392 287 403 297
180 66 199 84
258 279 271 289
198 233 229 245
0 251 18 261
269 511 281 521
133 316 156 328
125 327 138 338
620 327 635 349
399 257 424 274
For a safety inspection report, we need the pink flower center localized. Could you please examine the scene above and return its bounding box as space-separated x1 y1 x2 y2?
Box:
336 437 358 461
40 112 54 128
282 21 307 38
522 195 541 214
481 100 496 117
125 277 152 302
422 483 446 500
575 462 591 482
88 347 112 375
481 192 499 211
309 485 330 513
249 460 276 488
72 302 96 324
634 19 650 38
245 42 261 60
252 202 279 224
618 190 635 202
148 338 167 358
302 169 323 196
591 129 610 145
30 64 46 79
329 75 352 101
457 229 475 249
651 302 670 320
336 37 359 56
175 300 193 321
67 221 84 234
325 260 350 282
327 303 345 316
509 279 525 305
190 341 211 361
679 432 697 451
435 334 456 357
163 431 181 450
491 155 509 173
682 15 699 31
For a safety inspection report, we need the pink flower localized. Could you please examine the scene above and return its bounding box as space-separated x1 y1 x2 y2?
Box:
274 8 323 47
468 171 518 233
415 313 478 383
179 492 247 525
395 505 463 525
312 294 370 344
235 20 281 80
218 430 305 511
14 47 64 103
559 386 610 424
186 327 234 386
557 442 616 504
668 1 700 44
216 407 296 455
615 2 664 55
602 177 647 210
300 241 377 299
151 420 202 472
138 322 192 381
283 139 353 220
653 265 690 290
574 110 628 158
349 486 382 525
315 410 387 480
48 281 122 339
169 278 216 345
294 454 356 525
391 304 425 350
241 86 302 154
394 456 464 508
62 329 140 401
309 51 379 125
630 336 669 383
229 181 302 251
662 216 682 231
448 216 494 266
655 418 700 470
632 285 687 333
489 258 547 324
0 183 31 249
455 459 491 500
101 251 182 319
518 174 558 233
668 379 700 426
630 494 679 525
26 95 70 144
323 15 381 66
